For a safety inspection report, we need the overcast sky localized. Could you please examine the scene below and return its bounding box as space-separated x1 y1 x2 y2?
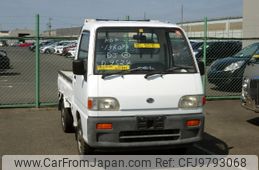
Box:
0 0 242 31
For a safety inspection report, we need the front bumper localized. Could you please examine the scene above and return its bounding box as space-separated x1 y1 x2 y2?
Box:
86 113 204 148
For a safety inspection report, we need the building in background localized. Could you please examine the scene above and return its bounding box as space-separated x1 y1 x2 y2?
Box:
0 31 9 37
243 0 259 40
0 29 34 37
8 29 34 37
41 27 81 37
177 17 243 38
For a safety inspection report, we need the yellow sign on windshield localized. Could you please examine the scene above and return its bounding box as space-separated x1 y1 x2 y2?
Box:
97 65 130 71
253 54 259 59
134 43 160 49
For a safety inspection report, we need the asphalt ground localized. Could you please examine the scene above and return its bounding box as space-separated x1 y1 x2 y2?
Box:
0 47 240 106
0 100 258 158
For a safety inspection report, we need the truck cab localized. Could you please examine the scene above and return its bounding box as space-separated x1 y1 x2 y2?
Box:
58 19 205 154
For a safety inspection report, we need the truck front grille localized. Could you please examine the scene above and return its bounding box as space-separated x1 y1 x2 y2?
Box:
119 129 180 142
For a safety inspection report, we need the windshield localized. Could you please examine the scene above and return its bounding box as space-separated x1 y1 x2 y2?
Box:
94 27 196 75
235 43 259 58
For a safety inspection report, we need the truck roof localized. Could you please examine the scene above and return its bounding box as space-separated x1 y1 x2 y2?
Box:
82 19 180 30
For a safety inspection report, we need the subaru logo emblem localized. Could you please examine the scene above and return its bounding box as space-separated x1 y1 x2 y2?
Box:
146 98 154 103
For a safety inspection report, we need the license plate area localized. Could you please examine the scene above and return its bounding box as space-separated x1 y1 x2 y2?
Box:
137 116 165 130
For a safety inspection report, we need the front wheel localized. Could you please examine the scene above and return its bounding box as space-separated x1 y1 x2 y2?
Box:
76 119 94 155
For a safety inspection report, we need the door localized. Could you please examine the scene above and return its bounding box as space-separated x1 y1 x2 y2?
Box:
73 31 90 111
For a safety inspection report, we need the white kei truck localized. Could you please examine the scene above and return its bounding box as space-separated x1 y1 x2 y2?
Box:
58 19 206 154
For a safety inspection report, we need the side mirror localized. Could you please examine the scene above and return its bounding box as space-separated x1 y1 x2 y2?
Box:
73 60 85 75
198 61 205 76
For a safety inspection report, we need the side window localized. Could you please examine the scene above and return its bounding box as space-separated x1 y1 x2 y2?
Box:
169 30 193 66
78 31 90 60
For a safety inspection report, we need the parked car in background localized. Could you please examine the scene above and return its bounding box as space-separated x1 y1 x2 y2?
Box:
62 44 77 57
9 41 20 47
190 41 203 52
66 47 77 58
0 40 8 47
208 42 259 91
194 41 242 65
54 41 77 54
241 54 259 112
17 42 33 47
29 40 55 51
0 50 10 69
40 41 58 54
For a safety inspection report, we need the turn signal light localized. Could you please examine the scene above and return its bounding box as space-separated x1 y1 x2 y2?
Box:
186 119 201 127
88 99 93 109
96 123 113 130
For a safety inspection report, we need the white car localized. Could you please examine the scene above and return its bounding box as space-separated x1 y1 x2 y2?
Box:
67 47 77 58
40 42 58 53
54 41 77 54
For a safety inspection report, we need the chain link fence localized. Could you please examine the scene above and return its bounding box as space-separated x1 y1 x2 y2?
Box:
0 36 76 107
39 37 77 104
203 38 259 99
0 37 35 107
1 16 259 107
190 38 259 99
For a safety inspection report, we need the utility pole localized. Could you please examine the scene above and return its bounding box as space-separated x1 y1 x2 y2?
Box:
47 17 52 36
181 4 184 27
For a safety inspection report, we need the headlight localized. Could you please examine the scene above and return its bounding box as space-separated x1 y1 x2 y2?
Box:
224 61 244 72
242 77 250 98
88 97 120 111
242 77 249 89
179 95 204 109
243 77 250 84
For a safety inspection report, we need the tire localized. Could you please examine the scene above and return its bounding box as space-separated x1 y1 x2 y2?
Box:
45 49 51 54
76 118 94 155
45 48 54 54
60 101 74 133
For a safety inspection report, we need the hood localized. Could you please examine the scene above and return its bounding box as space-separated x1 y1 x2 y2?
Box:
97 74 203 111
210 56 250 71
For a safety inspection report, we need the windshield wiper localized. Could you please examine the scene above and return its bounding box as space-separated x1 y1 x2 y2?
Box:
144 65 194 79
144 71 164 79
101 66 155 79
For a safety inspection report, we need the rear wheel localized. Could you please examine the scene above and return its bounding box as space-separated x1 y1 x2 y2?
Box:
60 100 74 133
45 48 54 54
76 118 94 155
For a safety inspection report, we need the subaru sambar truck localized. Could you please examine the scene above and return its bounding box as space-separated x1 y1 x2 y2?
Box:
58 19 206 154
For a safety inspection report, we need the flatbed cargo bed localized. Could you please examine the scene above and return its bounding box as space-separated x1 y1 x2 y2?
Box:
58 70 73 106
58 70 73 83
